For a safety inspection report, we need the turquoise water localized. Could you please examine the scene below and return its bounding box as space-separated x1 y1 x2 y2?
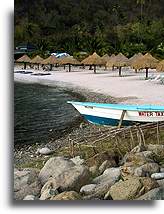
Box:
14 82 84 145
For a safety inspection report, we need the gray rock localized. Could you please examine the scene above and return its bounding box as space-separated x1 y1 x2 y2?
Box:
109 177 142 200
45 165 91 192
146 144 164 152
36 147 54 155
23 195 36 200
157 179 164 187
136 187 164 200
151 172 164 180
70 156 85 165
14 168 41 200
40 178 59 200
38 157 75 185
80 184 97 195
99 160 114 174
134 163 160 177
93 167 120 184
160 168 164 173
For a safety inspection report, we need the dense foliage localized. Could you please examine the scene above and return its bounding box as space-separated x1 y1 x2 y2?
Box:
14 0 164 58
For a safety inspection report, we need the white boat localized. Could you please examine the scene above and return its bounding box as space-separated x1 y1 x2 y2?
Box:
67 101 164 126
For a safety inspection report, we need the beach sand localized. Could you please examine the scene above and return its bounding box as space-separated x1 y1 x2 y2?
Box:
14 65 164 105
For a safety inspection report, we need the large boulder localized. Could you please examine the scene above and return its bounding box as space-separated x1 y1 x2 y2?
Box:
93 167 121 184
134 163 160 177
14 168 41 200
109 177 142 200
50 191 82 200
38 157 75 185
136 187 164 200
40 165 90 192
99 160 115 174
83 167 121 199
121 152 154 166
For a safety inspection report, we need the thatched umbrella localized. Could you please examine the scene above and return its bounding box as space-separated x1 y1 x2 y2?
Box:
16 54 31 69
59 56 81 72
41 55 58 71
128 53 143 73
106 53 128 76
81 52 105 73
30 55 44 70
131 53 159 79
101 54 110 70
156 60 164 72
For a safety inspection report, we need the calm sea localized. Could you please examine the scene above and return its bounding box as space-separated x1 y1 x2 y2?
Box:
14 82 84 145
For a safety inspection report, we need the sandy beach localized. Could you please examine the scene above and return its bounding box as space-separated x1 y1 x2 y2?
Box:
14 66 164 105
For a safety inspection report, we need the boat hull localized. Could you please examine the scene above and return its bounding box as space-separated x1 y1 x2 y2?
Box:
68 101 164 126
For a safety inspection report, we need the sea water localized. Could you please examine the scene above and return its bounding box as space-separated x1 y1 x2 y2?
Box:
14 82 84 145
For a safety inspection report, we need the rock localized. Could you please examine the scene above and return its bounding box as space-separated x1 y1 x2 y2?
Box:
151 172 164 180
160 168 164 173
50 191 82 200
86 151 117 168
38 157 75 185
146 144 164 152
157 179 164 187
70 156 85 165
134 163 160 177
14 168 41 200
46 165 90 192
136 187 164 200
99 160 114 174
89 165 99 177
36 147 54 155
140 177 159 193
40 178 59 200
121 152 154 166
93 167 120 184
109 177 142 200
80 184 97 195
23 195 36 200
84 167 121 199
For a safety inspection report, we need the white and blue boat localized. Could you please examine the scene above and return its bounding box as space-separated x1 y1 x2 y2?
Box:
67 101 164 126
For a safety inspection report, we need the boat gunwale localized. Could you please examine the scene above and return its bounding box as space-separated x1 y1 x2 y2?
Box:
67 101 164 112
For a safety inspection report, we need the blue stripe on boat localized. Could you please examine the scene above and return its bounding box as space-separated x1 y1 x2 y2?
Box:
67 101 164 111
82 114 135 126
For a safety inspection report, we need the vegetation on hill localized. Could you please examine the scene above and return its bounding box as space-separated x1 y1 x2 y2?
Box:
14 0 164 58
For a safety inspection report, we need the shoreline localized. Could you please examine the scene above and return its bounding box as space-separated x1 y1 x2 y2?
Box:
14 66 164 105
14 66 164 167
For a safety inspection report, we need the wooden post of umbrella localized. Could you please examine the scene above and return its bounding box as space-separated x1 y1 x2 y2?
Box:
68 64 71 72
145 67 149 79
38 64 39 70
119 67 122 76
24 62 27 69
93 65 96 74
50 64 52 71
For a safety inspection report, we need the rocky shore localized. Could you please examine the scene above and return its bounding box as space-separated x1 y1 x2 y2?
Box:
14 143 164 200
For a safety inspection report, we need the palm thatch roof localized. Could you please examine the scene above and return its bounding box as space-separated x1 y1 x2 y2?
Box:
16 54 31 63
81 52 105 65
131 53 159 69
41 55 58 65
156 59 164 72
128 53 143 66
30 55 44 64
106 53 128 67
59 56 81 65
101 54 110 63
